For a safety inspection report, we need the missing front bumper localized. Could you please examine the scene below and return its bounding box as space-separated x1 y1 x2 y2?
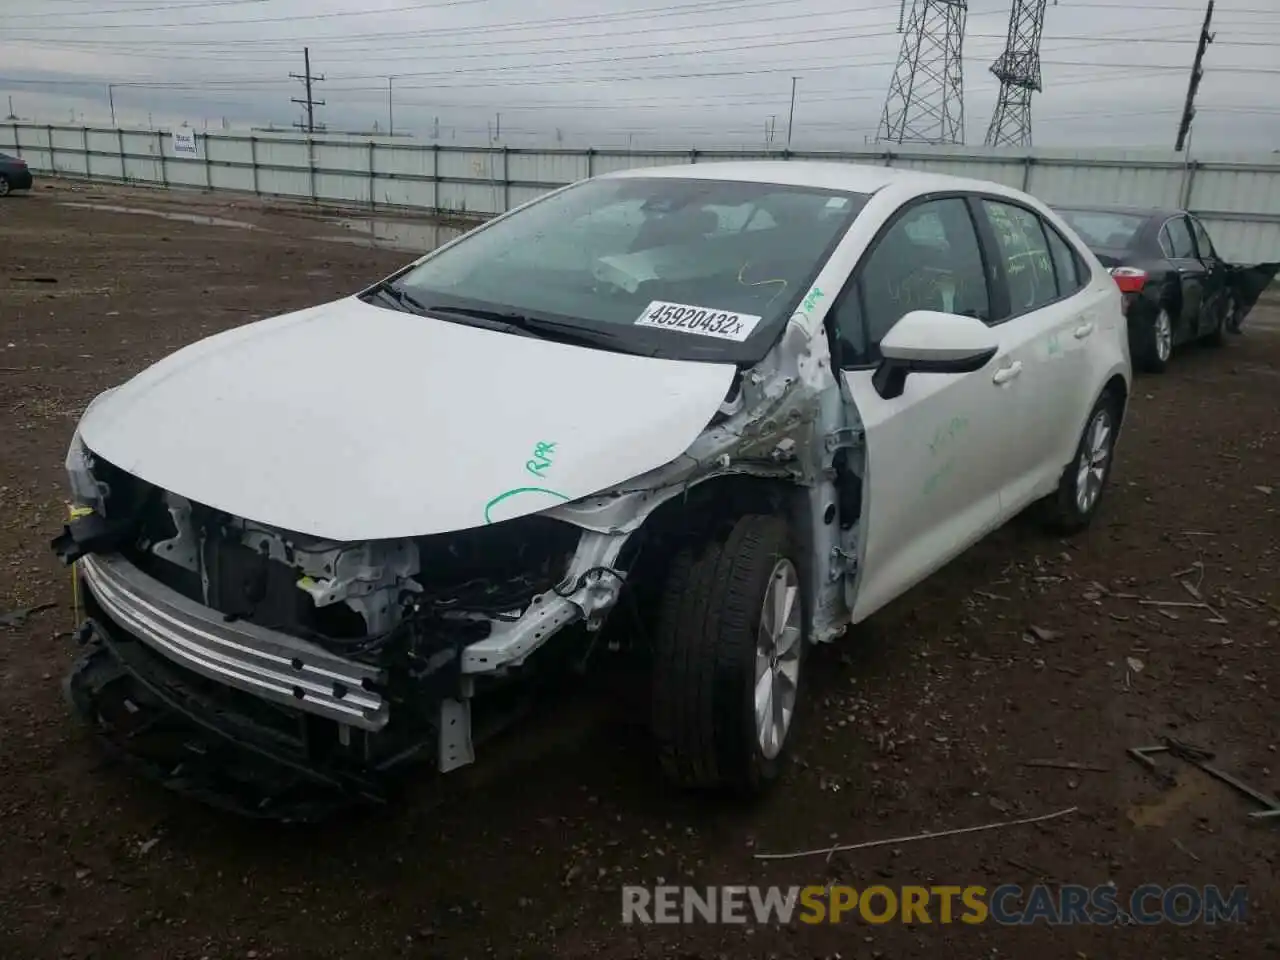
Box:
65 617 391 821
77 552 388 730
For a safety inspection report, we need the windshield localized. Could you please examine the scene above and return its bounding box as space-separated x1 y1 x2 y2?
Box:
1055 209 1148 251
381 176 870 362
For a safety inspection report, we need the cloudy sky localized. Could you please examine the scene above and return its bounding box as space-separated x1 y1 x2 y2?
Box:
2 0 1278 151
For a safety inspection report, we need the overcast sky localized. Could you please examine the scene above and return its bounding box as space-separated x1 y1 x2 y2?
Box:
2 0 1277 151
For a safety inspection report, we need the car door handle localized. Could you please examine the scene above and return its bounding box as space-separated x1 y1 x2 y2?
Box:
1073 322 1095 339
992 360 1022 385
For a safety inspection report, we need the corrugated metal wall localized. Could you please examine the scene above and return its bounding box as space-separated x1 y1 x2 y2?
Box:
3 122 1278 262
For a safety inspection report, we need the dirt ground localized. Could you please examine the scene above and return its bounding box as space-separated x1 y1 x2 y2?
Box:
1 180 1278 960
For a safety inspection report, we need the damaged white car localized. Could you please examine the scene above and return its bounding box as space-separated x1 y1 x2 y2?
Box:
52 161 1131 819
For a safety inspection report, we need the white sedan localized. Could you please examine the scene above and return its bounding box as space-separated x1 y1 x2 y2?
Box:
52 161 1130 817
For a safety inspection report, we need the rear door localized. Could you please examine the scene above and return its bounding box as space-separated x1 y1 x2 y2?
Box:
826 194 1022 622
973 197 1094 510
1160 215 1206 339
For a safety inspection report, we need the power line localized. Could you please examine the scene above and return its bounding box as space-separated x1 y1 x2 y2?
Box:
1 0 492 30
0 0 882 46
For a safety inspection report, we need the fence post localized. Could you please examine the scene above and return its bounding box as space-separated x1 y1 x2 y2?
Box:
369 140 376 209
47 124 56 175
117 126 127 182
82 126 89 178
249 136 258 195
157 130 168 188
501 145 509 213
1021 155 1033 192
586 147 594 179
204 133 212 191
432 143 439 213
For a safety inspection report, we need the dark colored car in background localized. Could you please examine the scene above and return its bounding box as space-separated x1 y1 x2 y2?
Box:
0 152 34 197
1053 204 1279 373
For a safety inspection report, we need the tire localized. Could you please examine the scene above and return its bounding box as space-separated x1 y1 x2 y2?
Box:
0 176 10 198
651 513 807 797
1135 305 1173 374
1041 391 1122 535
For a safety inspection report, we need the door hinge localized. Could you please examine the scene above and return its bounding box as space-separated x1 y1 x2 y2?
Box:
824 427 863 453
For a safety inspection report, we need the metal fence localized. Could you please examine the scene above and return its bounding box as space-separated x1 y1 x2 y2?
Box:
4 121 1280 262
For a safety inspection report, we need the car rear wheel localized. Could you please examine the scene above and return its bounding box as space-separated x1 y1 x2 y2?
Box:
1040 391 1121 534
0 176 10 198
1135 307 1173 373
651 513 807 797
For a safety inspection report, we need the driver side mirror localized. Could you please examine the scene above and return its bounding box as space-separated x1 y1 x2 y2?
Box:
872 310 999 400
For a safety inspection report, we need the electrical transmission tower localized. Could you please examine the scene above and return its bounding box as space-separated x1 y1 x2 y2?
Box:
290 46 326 133
876 0 969 145
984 0 1050 147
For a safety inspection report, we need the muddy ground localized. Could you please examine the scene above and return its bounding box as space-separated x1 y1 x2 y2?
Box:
1 180 1278 959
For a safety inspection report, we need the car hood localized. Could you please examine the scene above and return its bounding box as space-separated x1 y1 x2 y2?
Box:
77 296 738 541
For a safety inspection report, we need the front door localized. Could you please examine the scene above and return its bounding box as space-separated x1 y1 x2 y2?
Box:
1161 215 1205 340
826 195 1022 623
1189 214 1230 333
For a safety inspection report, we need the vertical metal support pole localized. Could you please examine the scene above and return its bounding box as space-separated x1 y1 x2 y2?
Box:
81 126 89 177
1180 159 1199 211
501 145 509 213
308 135 317 202
586 147 594 179
369 140 376 209
204 133 212 190
47 124 56 175
1021 155 1033 192
157 130 168 188
249 136 258 195
432 143 439 212
117 127 126 182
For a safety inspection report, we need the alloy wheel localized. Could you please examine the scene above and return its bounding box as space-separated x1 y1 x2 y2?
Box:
1155 310 1173 363
754 558 802 761
1075 407 1113 515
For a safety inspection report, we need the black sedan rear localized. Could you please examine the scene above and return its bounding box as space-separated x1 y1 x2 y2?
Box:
0 152 34 197
1053 204 1278 373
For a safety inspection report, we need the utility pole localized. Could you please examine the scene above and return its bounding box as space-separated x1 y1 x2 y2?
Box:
108 84 116 126
1175 0 1214 152
290 46 326 133
387 76 394 136
786 76 798 150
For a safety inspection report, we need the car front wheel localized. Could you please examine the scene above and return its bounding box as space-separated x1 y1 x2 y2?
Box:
651 513 807 797
0 176 10 198
1041 392 1121 534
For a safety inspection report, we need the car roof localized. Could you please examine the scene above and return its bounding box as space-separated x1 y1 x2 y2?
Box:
596 159 1037 201
1052 203 1184 221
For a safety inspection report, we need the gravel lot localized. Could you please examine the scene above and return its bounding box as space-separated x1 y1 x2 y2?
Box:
2 181 1278 960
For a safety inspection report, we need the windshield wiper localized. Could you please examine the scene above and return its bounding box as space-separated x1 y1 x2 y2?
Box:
361 280 430 315
424 304 637 350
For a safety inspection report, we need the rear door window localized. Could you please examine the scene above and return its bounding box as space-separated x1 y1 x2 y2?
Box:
981 200 1058 315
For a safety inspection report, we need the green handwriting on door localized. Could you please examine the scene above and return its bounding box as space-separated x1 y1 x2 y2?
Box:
525 441 557 479
927 416 970 457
